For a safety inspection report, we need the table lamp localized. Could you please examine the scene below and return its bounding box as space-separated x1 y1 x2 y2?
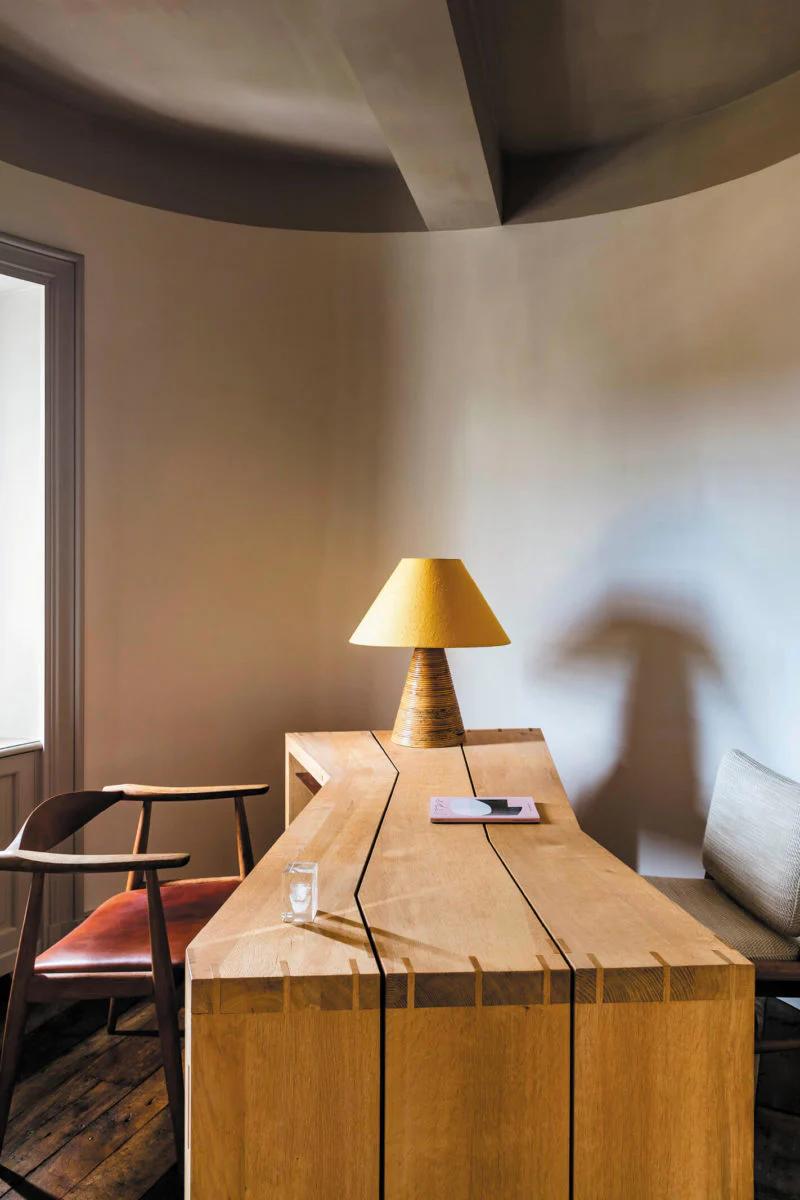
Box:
350 558 510 749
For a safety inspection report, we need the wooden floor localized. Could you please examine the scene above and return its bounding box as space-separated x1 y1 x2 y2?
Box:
756 1000 800 1200
0 995 795 1198
0 999 179 1199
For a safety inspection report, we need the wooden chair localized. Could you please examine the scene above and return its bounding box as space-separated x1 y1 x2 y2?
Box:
0 781 268 1162
648 749 800 1053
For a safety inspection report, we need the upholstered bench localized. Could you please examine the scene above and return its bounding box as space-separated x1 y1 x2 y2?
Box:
647 749 800 1051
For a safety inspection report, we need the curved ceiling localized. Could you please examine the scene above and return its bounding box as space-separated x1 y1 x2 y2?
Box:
489 0 800 152
0 0 390 164
0 0 799 231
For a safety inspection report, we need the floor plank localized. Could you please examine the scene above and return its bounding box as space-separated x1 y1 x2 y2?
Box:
0 1002 178 1200
10 1003 151 1121
0 1080 131 1194
61 1109 175 1200
6 1033 161 1153
755 999 800 1200
26 1072 167 1196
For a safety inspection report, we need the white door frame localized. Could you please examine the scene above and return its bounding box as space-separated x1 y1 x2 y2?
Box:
0 232 84 938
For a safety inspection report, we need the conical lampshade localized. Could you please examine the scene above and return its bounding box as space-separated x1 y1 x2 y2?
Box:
350 558 509 648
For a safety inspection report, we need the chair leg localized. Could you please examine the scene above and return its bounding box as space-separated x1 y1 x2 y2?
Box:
106 998 120 1034
146 872 184 1163
754 995 767 1094
0 875 44 1153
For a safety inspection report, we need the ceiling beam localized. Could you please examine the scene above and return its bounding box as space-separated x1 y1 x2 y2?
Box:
324 0 501 231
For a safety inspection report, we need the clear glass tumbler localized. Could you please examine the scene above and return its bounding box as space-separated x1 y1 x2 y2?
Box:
281 861 318 924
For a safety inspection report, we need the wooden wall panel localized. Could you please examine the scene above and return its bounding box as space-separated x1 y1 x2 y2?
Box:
0 745 41 972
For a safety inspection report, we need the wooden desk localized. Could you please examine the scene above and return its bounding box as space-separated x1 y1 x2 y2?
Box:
186 731 753 1199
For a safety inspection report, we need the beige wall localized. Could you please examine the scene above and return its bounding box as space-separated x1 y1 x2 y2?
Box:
0 162 391 907
356 168 800 875
0 152 797 905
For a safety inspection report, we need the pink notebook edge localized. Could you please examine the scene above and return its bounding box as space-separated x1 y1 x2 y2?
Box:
429 795 541 823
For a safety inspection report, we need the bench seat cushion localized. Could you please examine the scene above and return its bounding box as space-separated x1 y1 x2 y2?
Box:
703 750 800 937
647 876 800 962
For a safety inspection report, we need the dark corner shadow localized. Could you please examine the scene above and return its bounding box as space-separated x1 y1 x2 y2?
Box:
505 68 800 224
0 1165 57 1199
551 599 721 869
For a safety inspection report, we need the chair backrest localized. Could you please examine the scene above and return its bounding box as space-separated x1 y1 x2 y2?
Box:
703 749 800 937
7 791 118 853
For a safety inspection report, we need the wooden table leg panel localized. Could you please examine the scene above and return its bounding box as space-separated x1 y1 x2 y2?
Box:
189 1013 246 1199
385 1004 570 1200
190 1010 380 1199
573 996 754 1199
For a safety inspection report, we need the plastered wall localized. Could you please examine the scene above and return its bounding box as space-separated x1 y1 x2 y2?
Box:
1 151 797 903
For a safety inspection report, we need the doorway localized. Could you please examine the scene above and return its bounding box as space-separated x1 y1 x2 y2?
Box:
0 273 44 748
0 234 83 952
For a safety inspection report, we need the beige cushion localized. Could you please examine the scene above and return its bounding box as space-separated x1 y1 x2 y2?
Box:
647 876 800 961
702 749 800 937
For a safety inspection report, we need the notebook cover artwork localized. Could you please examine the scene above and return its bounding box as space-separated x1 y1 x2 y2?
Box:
430 795 540 823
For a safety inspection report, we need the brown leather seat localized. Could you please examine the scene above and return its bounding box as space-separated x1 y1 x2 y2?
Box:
35 877 239 973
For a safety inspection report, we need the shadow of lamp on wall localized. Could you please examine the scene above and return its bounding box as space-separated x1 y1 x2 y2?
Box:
350 558 509 749
554 599 722 869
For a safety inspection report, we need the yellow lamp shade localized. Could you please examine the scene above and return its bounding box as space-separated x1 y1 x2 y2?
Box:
350 558 510 649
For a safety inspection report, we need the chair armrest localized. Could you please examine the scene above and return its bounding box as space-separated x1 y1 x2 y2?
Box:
0 849 190 874
104 783 269 802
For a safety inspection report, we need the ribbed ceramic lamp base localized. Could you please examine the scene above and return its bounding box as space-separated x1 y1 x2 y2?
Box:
392 648 465 749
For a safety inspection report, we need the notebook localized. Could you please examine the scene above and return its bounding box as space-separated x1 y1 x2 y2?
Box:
430 795 540 823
